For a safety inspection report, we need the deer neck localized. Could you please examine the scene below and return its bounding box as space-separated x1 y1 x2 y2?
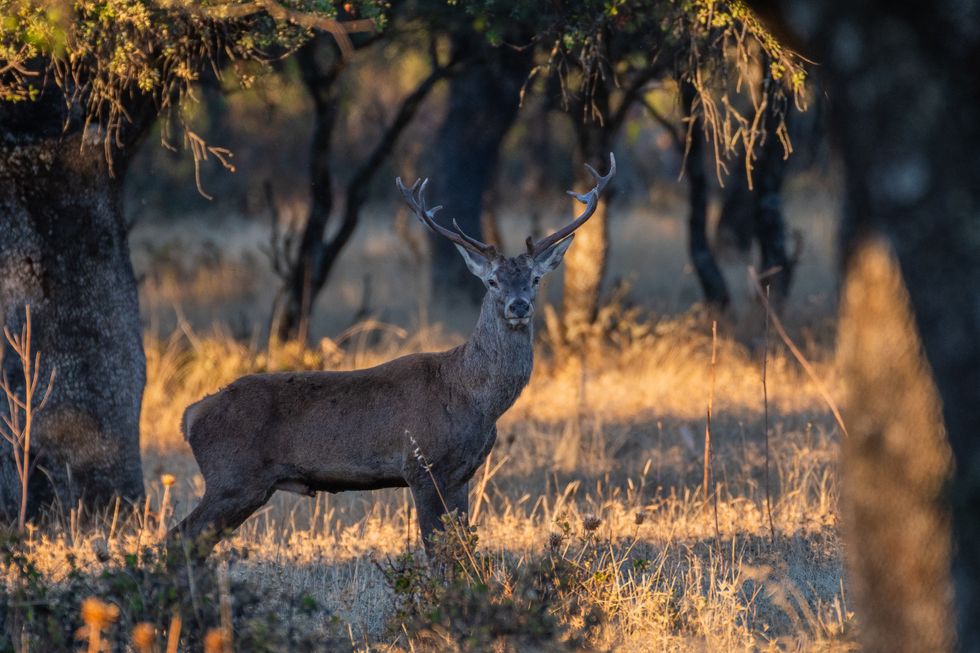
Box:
455 293 534 417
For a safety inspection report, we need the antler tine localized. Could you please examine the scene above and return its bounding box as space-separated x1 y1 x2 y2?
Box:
527 152 616 255
452 218 494 253
395 177 495 257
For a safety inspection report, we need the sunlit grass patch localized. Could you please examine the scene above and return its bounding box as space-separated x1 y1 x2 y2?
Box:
67 307 855 650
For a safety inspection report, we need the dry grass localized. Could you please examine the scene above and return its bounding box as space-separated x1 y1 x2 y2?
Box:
6 190 856 651
7 308 854 651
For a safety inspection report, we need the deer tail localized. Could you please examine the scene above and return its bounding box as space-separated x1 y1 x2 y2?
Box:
181 399 206 442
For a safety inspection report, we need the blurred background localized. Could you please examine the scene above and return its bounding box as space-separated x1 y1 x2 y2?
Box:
124 26 838 343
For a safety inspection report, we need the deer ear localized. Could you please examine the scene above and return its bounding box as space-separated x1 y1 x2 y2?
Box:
454 244 492 280
533 235 574 276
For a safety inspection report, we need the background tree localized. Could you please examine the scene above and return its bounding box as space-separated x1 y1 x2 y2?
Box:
268 20 458 342
528 0 807 329
715 57 801 306
425 24 534 308
0 0 380 516
269 3 539 333
680 80 730 310
748 1 980 649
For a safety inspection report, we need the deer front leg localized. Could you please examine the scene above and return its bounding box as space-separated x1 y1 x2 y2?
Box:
410 479 468 559
445 481 469 529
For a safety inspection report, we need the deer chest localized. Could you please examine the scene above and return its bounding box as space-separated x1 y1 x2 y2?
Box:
450 424 498 486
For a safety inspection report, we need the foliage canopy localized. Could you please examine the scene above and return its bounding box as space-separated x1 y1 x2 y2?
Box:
0 0 383 164
462 0 809 178
0 1 808 180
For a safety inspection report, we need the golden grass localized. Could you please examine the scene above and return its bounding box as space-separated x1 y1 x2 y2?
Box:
76 305 850 651
7 311 854 650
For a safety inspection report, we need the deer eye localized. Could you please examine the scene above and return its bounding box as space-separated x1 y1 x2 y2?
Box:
488 278 499 289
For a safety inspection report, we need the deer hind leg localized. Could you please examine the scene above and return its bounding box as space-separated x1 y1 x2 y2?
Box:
168 484 272 558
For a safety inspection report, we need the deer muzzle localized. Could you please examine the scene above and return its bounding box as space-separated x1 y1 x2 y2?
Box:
505 298 533 327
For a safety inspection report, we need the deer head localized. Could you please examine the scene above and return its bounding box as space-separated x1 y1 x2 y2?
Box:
396 153 616 329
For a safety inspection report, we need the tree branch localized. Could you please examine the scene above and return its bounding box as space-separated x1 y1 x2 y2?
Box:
608 63 662 134
641 96 684 151
316 57 460 284
165 0 376 58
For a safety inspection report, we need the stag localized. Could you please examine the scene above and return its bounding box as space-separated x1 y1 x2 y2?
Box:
170 154 616 556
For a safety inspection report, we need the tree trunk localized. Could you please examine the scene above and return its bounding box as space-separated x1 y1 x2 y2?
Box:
558 42 658 332
837 237 952 651
752 70 795 304
0 100 146 516
562 83 614 332
272 36 451 342
272 37 344 343
716 172 755 256
749 2 980 649
428 32 532 307
561 196 610 333
717 70 795 304
682 83 730 311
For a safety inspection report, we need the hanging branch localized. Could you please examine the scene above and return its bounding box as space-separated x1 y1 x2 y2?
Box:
533 0 809 184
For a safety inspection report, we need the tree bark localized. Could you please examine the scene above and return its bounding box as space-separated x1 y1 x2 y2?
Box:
837 237 953 651
748 2 980 649
428 32 532 307
0 96 147 516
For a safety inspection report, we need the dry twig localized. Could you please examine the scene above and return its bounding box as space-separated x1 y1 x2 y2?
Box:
0 305 56 531
748 267 849 438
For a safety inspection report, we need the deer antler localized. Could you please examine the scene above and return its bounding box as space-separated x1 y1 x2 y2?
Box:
526 153 616 256
396 178 496 257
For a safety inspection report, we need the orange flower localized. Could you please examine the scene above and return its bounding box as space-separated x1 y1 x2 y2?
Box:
132 622 156 652
204 628 230 653
81 597 120 629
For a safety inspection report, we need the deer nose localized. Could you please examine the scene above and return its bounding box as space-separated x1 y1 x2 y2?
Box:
506 298 532 318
